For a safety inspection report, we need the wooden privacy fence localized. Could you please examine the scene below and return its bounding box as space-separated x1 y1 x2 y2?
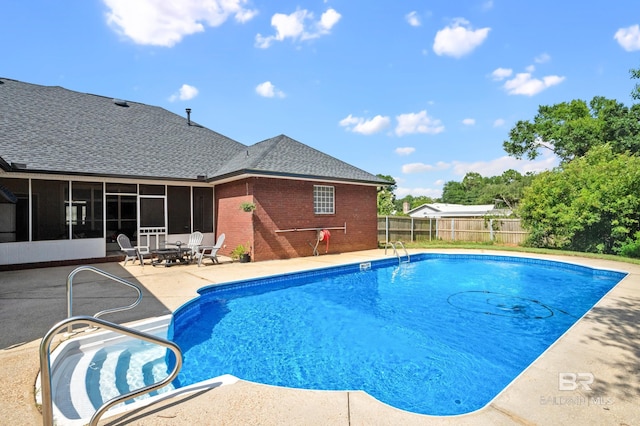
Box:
378 216 529 245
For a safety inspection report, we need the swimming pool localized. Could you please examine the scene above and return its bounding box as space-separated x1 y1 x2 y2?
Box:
169 254 626 416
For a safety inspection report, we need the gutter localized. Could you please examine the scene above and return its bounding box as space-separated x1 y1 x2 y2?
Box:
209 169 388 187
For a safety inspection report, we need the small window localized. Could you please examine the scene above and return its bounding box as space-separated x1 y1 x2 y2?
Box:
314 185 334 215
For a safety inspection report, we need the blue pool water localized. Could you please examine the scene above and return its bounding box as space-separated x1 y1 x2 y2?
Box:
169 254 626 416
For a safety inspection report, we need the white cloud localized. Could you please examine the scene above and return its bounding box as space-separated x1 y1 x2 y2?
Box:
169 84 199 102
402 163 434 173
319 8 341 32
433 18 490 58
451 152 559 177
397 153 559 198
403 153 557 183
339 114 359 127
525 64 535 73
395 147 415 156
493 118 506 127
406 11 421 27
255 8 341 48
491 67 512 80
534 53 551 63
502 73 565 96
482 1 494 11
103 0 257 47
395 186 442 198
339 114 391 135
395 110 444 136
236 8 259 23
401 161 449 174
462 118 475 126
614 25 640 51
255 81 285 98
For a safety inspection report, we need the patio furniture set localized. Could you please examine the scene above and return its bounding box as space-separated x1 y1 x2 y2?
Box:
117 232 226 267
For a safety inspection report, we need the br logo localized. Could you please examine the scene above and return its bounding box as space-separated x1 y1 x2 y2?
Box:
558 372 594 391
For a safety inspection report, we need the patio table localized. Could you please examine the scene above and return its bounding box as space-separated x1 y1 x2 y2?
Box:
151 247 191 267
164 240 196 264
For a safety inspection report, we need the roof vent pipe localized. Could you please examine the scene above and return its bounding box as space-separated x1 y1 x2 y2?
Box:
186 108 191 126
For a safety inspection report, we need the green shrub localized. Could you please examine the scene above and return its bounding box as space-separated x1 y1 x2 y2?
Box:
616 233 640 258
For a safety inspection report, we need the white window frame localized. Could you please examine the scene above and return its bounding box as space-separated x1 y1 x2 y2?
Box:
313 185 335 215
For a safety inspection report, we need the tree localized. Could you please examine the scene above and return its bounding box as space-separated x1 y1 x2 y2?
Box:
376 174 396 215
481 170 535 210
441 180 468 204
631 64 640 100
503 97 640 163
412 195 435 208
393 195 413 214
441 170 532 208
519 145 640 256
393 194 436 214
592 96 640 154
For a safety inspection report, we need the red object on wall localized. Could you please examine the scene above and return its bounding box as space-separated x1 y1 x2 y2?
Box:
318 229 331 253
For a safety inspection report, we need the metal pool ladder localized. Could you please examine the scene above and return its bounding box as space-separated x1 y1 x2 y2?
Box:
385 241 410 264
39 265 183 426
66 265 143 333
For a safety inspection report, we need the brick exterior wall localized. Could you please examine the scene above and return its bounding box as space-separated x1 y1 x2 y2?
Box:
215 177 378 261
215 181 255 260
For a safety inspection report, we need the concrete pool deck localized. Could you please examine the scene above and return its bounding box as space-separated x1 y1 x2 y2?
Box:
0 249 638 425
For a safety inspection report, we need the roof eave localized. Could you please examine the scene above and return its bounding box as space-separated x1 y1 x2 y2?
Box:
211 169 386 187
0 168 211 183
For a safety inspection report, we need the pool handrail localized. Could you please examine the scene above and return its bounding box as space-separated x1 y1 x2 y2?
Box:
39 315 183 426
66 265 143 333
384 241 410 264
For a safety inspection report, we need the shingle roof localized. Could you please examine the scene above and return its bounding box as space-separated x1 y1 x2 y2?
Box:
0 78 388 186
212 134 388 184
0 78 246 180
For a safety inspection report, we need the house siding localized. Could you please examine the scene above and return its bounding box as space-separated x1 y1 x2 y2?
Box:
216 177 378 261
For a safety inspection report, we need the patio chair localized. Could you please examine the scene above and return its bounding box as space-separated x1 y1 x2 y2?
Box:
194 233 226 266
166 231 204 263
186 231 204 260
117 233 152 266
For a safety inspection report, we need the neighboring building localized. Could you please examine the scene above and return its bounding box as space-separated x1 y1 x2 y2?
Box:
407 203 511 219
0 78 389 266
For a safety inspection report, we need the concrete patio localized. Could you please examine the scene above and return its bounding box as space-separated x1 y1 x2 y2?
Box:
0 249 638 425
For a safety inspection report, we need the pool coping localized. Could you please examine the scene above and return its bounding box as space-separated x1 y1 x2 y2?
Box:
141 252 639 426
168 252 628 417
1 248 639 425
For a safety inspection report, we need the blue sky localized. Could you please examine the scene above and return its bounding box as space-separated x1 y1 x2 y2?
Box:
2 1 640 198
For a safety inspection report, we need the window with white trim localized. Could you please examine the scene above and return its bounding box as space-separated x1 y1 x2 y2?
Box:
313 185 334 214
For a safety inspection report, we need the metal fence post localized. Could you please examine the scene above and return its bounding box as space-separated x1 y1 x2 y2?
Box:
385 216 389 244
490 219 494 241
451 218 455 241
411 217 414 242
